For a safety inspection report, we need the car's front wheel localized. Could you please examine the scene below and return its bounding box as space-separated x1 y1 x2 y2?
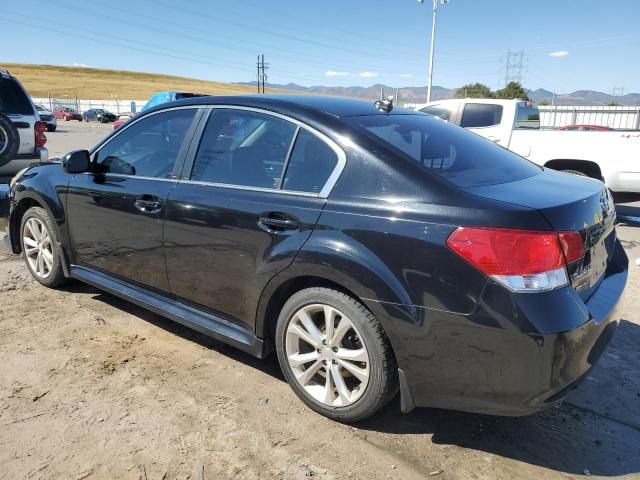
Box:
20 207 68 288
276 287 398 422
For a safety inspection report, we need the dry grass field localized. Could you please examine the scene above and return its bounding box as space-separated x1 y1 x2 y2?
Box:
1 63 287 99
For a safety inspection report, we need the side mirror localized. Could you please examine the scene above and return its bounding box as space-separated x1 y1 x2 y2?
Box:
63 150 90 174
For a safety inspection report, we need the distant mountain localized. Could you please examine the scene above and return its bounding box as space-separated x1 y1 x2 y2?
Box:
238 81 639 106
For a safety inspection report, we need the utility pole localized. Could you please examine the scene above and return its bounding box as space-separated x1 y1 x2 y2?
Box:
256 55 269 94
418 0 450 103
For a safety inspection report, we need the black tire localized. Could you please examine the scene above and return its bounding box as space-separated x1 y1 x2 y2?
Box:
46 125 56 132
0 112 20 167
20 206 68 288
562 169 588 177
275 287 398 422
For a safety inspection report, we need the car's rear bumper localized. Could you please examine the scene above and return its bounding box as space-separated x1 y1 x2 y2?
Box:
0 148 48 181
390 239 628 416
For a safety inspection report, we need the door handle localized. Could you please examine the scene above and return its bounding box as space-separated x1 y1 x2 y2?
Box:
134 195 162 213
258 212 299 231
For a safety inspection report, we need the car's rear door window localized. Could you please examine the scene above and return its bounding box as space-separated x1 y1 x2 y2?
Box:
94 108 197 178
190 109 297 189
282 129 338 193
345 114 540 188
460 103 503 128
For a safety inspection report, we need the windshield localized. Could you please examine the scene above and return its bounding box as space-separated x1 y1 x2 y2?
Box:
345 114 541 188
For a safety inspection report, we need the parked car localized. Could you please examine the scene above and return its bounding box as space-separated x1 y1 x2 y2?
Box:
35 104 57 132
0 69 48 182
113 112 136 130
419 99 640 193
53 107 82 121
1 95 627 422
142 91 207 112
83 108 117 123
558 124 613 131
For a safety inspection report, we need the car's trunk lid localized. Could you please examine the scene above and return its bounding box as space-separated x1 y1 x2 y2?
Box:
463 168 617 300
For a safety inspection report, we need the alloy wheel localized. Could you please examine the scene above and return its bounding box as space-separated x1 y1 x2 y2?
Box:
23 217 54 279
285 304 370 407
0 125 7 155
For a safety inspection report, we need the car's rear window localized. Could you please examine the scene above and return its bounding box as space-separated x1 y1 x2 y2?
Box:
345 114 541 188
0 78 34 115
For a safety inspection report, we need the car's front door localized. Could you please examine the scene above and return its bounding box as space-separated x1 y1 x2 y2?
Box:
66 107 201 292
164 107 343 330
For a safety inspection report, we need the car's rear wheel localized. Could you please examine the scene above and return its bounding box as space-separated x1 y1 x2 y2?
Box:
20 207 68 288
0 113 20 166
276 287 398 422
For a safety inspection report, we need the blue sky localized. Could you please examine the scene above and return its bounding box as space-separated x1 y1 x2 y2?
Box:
1 0 639 93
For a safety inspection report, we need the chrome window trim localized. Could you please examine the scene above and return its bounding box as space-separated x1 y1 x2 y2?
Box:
179 179 319 198
78 172 178 182
185 105 346 199
88 104 347 199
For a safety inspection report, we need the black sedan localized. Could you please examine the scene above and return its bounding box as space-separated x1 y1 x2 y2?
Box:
82 108 117 123
1 95 627 422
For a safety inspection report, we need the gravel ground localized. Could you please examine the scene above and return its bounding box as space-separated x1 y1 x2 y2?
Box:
1 122 639 479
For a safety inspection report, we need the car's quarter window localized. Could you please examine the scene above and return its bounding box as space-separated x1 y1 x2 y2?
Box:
345 114 541 188
93 108 197 178
282 129 339 193
190 109 297 189
460 103 503 128
420 105 452 121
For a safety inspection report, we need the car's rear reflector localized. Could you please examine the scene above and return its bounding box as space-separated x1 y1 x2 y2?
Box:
447 227 582 292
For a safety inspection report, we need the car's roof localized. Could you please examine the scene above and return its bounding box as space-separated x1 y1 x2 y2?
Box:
159 94 419 118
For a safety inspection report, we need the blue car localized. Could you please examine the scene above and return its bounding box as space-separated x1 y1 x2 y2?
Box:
142 91 207 112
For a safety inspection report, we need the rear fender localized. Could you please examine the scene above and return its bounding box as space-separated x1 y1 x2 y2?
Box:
254 232 426 357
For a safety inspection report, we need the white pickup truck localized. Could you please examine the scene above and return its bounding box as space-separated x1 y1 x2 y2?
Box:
419 99 640 194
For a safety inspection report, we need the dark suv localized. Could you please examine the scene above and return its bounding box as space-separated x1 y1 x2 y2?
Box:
1 95 627 422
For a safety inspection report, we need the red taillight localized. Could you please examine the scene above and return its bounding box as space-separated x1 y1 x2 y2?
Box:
447 227 583 292
447 227 564 275
558 232 585 264
34 121 47 147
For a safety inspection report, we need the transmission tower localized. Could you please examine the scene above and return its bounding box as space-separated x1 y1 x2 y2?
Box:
503 50 525 86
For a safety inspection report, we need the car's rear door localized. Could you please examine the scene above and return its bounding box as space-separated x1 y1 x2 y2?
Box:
164 106 344 330
66 106 203 292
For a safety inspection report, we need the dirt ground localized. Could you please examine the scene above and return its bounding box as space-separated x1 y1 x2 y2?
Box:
1 122 640 480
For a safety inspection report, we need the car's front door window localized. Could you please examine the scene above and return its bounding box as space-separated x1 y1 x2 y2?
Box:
94 108 197 179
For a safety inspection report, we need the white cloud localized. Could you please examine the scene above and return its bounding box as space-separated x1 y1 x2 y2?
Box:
72 62 90 67
359 71 379 78
548 50 569 58
399 73 413 78
325 70 350 77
